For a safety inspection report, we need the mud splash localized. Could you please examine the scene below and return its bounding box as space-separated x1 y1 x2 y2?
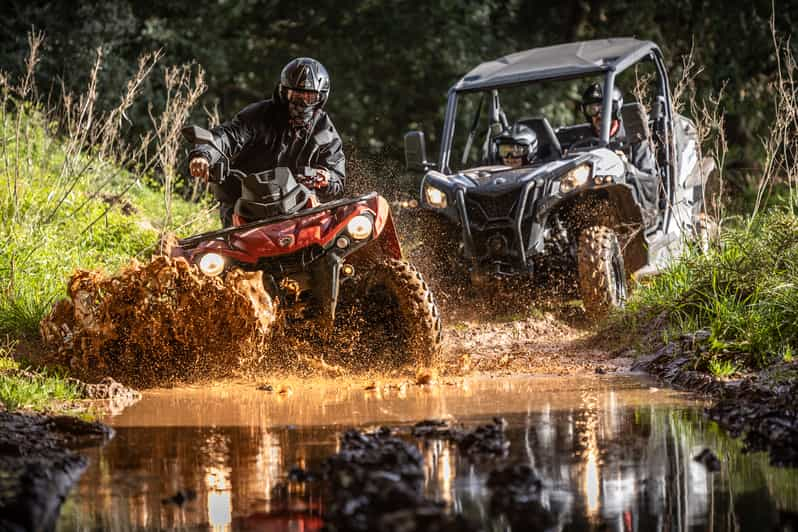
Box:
40 255 274 387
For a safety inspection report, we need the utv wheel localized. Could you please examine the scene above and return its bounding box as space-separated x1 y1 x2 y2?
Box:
364 259 443 368
577 226 627 319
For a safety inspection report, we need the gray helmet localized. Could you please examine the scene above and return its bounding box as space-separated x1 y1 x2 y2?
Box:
494 124 539 165
279 57 331 107
582 82 623 120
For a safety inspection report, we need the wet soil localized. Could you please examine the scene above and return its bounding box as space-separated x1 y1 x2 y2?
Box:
0 412 113 531
633 332 798 467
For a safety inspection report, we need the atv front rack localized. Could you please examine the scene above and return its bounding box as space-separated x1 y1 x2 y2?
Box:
178 192 378 250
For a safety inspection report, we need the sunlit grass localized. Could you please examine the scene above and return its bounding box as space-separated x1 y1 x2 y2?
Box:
615 210 798 370
0 107 216 336
0 340 81 411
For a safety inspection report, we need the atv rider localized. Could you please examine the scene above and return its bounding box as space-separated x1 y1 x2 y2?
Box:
581 83 658 223
189 58 346 227
494 124 539 168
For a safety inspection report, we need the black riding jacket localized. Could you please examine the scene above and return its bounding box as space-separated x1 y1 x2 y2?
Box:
190 88 346 201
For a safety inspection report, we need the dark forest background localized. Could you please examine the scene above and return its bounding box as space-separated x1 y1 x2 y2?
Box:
1 0 796 168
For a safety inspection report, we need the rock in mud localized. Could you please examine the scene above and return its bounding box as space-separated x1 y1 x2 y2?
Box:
39 255 275 387
0 412 113 531
322 429 478 532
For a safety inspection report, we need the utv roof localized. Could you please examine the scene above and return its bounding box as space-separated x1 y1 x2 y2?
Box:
453 38 660 92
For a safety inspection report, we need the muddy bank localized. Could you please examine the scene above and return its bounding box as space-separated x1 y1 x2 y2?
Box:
633 331 798 467
0 412 113 531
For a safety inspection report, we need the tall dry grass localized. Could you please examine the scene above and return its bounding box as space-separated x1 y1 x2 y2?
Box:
0 31 214 335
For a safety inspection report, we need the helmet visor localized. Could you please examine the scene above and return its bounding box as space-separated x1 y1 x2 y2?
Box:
497 143 528 159
583 102 603 117
286 88 321 105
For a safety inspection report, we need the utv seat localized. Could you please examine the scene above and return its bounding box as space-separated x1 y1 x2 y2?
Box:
516 117 563 162
620 102 651 145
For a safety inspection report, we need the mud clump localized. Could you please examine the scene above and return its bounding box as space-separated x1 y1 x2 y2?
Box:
322 428 478 532
40 255 275 387
411 417 509 457
707 379 798 467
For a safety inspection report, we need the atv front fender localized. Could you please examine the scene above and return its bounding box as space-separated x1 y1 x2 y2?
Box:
367 195 403 260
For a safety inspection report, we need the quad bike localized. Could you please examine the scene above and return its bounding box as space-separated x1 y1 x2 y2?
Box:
405 38 714 318
171 126 442 366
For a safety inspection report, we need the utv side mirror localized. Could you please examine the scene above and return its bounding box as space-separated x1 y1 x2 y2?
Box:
181 125 215 146
404 131 436 172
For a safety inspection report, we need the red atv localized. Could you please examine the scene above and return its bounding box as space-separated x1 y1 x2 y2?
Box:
171 126 442 367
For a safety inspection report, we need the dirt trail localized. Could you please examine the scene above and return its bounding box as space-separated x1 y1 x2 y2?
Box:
37 257 627 388
36 194 630 387
441 307 629 376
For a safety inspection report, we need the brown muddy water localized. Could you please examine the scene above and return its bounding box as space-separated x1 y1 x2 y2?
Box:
55 374 798 531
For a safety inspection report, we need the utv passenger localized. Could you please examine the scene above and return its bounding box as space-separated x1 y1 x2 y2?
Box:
494 124 539 169
189 57 346 227
581 83 658 221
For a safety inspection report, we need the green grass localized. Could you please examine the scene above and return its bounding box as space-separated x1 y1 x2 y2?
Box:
619 209 798 371
708 357 738 378
0 104 216 336
0 341 82 411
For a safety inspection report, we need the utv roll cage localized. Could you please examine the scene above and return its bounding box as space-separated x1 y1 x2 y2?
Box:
429 38 675 226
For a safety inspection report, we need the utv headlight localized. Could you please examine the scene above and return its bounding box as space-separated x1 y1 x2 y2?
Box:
347 215 373 240
559 164 592 194
424 184 448 208
198 252 225 276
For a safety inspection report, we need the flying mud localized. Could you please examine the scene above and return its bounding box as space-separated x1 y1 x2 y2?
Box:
38 157 628 389
40 254 275 387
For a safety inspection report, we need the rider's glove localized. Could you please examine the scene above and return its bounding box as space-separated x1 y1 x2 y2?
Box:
189 156 211 183
301 168 330 190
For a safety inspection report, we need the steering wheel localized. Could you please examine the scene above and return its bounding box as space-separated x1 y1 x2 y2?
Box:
567 137 606 152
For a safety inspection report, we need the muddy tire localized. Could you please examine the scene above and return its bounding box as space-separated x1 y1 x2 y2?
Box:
364 258 443 368
577 226 627 319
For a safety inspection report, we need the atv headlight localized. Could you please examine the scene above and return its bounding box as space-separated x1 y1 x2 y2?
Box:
424 184 447 208
198 252 225 276
347 215 373 240
559 164 592 194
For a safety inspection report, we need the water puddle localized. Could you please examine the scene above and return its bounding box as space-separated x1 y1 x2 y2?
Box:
56 374 798 530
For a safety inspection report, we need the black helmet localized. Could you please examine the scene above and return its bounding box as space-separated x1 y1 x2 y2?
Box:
494 124 538 166
279 57 331 107
581 82 623 121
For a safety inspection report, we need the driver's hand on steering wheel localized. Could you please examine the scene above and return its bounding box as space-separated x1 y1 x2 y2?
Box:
189 157 210 182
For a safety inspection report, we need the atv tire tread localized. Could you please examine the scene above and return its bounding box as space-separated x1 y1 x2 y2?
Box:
369 258 443 367
577 226 626 319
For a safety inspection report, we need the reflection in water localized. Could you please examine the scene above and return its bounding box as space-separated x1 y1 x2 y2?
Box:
56 376 798 531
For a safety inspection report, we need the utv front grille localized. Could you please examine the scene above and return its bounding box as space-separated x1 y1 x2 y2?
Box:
466 191 519 225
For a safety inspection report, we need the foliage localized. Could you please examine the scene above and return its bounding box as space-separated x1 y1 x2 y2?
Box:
623 210 798 370
0 340 81 411
0 59 216 336
0 0 795 165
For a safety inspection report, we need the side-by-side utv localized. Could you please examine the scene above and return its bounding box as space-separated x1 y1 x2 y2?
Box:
405 38 712 317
